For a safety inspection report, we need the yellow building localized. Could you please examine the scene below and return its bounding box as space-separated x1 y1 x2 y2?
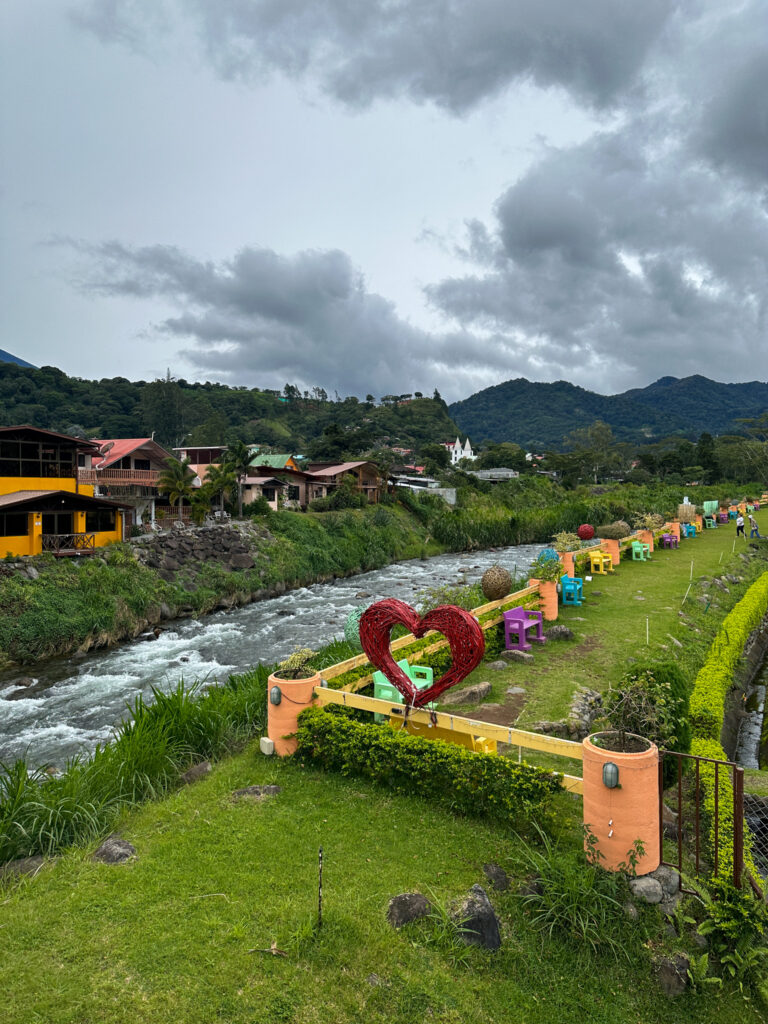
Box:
0 426 127 557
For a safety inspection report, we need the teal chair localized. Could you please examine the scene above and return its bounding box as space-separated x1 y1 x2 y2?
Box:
703 515 717 529
631 541 650 561
373 659 434 722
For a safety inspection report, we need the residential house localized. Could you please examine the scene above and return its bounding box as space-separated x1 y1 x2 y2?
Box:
239 476 285 511
83 438 188 528
305 461 384 504
252 453 301 472
442 437 477 465
246 465 314 508
0 425 127 557
466 467 520 483
172 445 228 484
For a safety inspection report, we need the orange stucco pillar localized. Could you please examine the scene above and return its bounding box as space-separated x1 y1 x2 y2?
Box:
602 539 620 566
637 528 654 553
582 735 660 874
267 674 319 756
559 551 576 577
528 579 558 620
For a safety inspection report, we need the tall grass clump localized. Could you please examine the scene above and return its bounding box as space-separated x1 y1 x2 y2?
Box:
0 666 271 863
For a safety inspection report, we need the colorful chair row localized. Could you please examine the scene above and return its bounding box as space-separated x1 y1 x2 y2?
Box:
373 659 434 721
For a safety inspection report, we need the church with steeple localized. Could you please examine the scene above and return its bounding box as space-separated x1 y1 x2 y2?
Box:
443 437 477 465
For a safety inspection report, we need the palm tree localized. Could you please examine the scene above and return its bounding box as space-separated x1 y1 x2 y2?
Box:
223 441 255 518
156 457 197 522
204 462 236 513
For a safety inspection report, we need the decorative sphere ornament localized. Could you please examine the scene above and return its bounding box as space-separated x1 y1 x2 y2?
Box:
344 605 368 650
481 564 512 601
539 547 560 562
577 524 595 540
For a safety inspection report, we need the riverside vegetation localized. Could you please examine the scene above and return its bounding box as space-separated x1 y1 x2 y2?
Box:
0 478 762 670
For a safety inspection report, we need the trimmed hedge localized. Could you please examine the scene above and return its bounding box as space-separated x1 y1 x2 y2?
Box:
296 706 562 826
687 572 768 881
689 573 768 740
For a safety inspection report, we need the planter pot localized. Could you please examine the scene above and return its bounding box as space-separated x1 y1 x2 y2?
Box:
267 671 320 756
667 521 681 540
527 578 559 620
582 731 660 874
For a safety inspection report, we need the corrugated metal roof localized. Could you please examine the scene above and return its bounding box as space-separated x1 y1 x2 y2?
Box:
253 454 296 468
91 438 175 469
0 425 100 451
307 462 377 477
0 490 129 510
243 476 284 486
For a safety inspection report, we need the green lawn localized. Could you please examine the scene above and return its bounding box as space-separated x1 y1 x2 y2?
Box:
439 515 768 742
2 751 764 1024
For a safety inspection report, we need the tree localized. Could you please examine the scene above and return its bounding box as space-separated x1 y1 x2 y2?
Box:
565 420 617 483
140 370 187 448
476 442 527 471
156 457 197 522
204 462 236 512
419 443 451 469
223 440 255 517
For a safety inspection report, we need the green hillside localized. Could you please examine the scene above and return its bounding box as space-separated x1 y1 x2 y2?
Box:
449 375 768 447
0 364 460 453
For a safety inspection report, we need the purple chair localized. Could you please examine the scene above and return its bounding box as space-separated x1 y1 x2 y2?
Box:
503 607 547 652
718 512 728 524
661 533 679 549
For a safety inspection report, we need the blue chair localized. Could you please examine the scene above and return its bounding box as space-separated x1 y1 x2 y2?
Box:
372 659 434 722
560 574 583 606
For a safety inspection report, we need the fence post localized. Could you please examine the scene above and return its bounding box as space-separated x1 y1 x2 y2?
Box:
734 766 744 889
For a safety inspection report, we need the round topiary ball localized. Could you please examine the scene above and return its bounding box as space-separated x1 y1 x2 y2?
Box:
481 564 512 601
344 605 368 650
577 524 595 540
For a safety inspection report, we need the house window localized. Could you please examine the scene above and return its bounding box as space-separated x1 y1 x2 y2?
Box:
134 458 151 471
85 509 116 533
263 488 276 502
0 439 77 478
287 485 300 501
0 512 28 537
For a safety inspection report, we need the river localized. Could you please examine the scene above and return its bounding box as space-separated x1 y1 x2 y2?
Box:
0 544 544 767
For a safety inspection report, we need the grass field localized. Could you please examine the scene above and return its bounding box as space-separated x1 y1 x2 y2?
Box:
3 752 766 1024
436 514 768 769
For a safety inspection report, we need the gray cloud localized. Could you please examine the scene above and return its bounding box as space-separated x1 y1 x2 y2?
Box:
71 0 676 112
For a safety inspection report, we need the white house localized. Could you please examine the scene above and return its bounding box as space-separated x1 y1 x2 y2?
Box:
443 437 477 465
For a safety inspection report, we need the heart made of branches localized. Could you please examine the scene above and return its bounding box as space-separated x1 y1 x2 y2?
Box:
359 598 485 708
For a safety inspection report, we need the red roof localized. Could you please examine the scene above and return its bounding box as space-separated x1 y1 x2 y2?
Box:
91 438 175 469
306 461 379 477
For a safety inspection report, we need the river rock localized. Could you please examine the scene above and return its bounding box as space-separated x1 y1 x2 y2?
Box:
501 650 534 663
628 876 663 904
92 837 136 864
387 892 431 928
0 855 46 879
482 863 510 891
654 954 690 998
452 884 501 950
232 785 282 801
546 625 574 641
441 682 492 705
230 553 255 570
180 761 211 784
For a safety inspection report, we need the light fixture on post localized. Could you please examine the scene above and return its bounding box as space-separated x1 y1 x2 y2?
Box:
269 685 282 706
602 761 620 789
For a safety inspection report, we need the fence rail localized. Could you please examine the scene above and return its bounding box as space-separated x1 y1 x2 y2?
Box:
313 686 584 793
42 532 96 552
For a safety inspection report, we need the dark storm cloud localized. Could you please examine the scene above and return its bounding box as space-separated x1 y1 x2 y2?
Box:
71 0 676 111
70 240 510 398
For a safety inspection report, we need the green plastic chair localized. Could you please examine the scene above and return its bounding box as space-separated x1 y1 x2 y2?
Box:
372 659 434 722
631 541 650 561
703 515 717 529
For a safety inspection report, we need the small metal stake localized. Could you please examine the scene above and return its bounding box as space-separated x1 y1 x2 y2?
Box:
318 846 323 930
646 617 649 646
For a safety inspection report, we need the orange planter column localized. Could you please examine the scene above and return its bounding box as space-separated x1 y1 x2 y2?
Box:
528 579 558 620
582 735 660 873
695 513 703 529
637 528 654 553
559 551 576 577
602 538 620 567
667 521 681 540
267 673 320 756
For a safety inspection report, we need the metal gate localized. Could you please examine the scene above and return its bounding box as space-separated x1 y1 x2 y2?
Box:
659 750 763 897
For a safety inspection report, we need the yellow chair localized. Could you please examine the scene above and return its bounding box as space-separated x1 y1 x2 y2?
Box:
588 550 614 574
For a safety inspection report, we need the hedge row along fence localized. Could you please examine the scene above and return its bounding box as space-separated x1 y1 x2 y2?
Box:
688 571 768 881
296 706 562 827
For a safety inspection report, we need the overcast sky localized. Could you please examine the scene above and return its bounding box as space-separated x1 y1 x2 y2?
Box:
1 0 766 403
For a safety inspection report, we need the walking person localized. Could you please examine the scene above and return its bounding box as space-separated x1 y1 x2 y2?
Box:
749 513 762 538
736 512 745 537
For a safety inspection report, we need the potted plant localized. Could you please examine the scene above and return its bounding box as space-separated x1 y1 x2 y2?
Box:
267 648 321 756
528 554 564 620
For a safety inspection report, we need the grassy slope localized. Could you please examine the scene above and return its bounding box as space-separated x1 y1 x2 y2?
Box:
2 753 762 1024
440 513 768 767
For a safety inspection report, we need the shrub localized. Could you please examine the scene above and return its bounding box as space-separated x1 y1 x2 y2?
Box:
595 520 631 540
243 496 271 516
296 707 561 826
552 532 581 552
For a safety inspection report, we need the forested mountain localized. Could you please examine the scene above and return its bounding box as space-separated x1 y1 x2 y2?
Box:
0 364 460 454
0 349 36 369
449 376 768 448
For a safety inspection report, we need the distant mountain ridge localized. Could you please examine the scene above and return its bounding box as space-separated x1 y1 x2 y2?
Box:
0 349 36 369
449 375 768 448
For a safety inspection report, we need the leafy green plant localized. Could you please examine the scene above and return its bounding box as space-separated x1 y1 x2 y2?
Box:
273 648 318 679
552 532 581 552
529 555 565 583
687 952 722 991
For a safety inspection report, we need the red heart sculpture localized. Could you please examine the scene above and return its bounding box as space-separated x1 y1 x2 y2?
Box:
359 598 485 708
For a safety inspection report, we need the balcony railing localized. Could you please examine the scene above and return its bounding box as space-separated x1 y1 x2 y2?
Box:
42 533 96 552
79 468 161 486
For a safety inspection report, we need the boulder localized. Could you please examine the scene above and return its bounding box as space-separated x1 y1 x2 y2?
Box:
486 660 508 671
482 863 510 892
180 761 212 785
654 954 690 998
506 686 527 695
0 855 46 879
545 625 574 641
453 884 501 950
386 892 431 928
230 553 255 570
628 876 663 904
92 837 136 864
441 682 492 705
500 650 534 663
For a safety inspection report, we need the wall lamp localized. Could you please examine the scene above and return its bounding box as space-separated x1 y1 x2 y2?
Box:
269 685 282 706
602 762 620 789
